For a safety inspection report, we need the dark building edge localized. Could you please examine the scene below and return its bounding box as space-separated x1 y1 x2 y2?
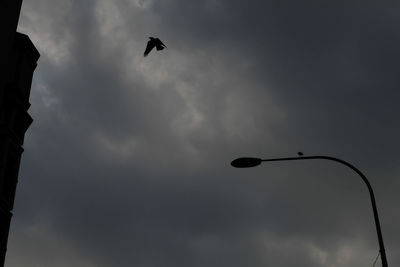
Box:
0 31 39 266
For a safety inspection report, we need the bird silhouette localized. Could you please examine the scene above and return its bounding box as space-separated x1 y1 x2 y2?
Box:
144 37 167 57
297 152 304 156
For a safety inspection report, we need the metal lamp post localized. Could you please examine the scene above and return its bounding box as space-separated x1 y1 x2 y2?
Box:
231 155 388 267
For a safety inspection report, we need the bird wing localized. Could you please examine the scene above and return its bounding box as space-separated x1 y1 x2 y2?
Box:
155 39 167 51
144 40 156 56
155 43 165 51
159 39 167 48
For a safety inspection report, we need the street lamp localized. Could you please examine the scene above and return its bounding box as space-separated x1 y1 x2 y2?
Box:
231 155 388 267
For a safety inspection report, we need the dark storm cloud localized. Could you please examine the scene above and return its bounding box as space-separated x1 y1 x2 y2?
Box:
152 0 400 166
6 0 399 267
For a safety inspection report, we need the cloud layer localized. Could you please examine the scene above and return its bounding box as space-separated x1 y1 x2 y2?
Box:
6 1 399 266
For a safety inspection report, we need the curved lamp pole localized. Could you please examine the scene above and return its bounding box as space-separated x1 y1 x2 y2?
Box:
231 155 388 267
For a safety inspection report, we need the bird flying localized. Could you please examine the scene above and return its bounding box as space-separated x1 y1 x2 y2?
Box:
144 37 167 57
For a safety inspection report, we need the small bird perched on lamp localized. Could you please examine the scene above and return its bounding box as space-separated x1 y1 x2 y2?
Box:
144 37 167 57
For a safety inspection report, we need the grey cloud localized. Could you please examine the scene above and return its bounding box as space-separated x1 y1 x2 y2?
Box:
5 1 399 267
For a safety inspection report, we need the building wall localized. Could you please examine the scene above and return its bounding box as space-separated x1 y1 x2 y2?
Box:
0 1 39 266
0 1 23 99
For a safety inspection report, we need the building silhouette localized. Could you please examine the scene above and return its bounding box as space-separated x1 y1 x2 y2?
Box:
0 1 39 265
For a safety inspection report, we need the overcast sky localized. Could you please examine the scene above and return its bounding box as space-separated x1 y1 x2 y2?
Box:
6 0 399 266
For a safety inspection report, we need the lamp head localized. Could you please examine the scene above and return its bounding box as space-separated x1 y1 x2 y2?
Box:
231 157 262 168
